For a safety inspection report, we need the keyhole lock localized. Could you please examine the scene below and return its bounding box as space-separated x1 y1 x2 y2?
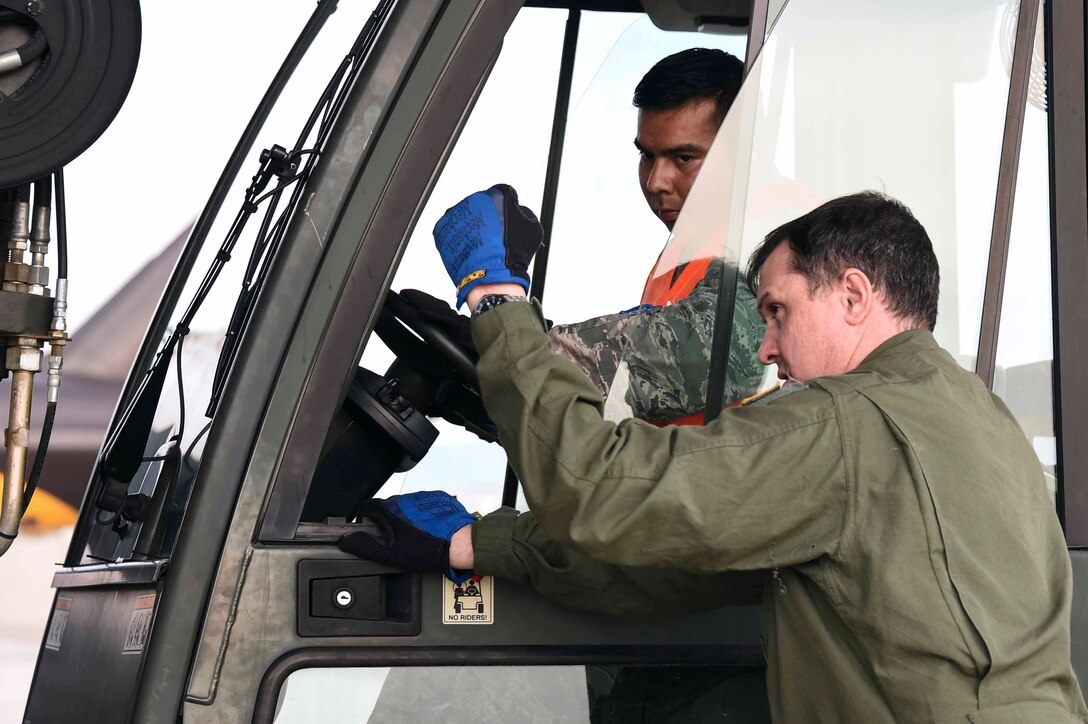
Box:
333 587 354 609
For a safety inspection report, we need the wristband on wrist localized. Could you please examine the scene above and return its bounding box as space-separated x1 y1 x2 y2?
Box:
472 293 528 318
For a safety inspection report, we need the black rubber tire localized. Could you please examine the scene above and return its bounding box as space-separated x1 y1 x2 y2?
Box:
0 0 141 187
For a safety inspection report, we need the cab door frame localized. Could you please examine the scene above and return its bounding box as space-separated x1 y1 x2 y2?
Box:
1047 0 1088 546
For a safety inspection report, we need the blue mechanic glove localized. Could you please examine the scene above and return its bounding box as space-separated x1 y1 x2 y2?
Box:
433 184 544 308
338 491 477 583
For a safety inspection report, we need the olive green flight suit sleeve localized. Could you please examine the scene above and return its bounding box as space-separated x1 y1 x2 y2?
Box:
472 301 849 573
473 506 763 616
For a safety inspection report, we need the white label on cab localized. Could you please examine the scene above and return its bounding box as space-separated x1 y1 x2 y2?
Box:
45 596 72 651
442 575 493 624
122 593 156 654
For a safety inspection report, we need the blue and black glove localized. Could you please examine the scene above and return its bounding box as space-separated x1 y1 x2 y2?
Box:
338 491 477 582
433 184 544 308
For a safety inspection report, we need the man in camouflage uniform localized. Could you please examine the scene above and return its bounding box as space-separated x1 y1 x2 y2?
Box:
548 48 764 422
405 49 763 423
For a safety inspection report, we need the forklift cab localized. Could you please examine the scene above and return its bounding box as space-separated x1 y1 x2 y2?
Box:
24 0 1088 721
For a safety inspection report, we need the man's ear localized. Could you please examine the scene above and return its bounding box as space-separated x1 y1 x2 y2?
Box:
839 268 874 325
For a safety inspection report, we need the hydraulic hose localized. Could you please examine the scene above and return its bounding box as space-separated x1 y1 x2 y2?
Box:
54 168 67 279
0 28 45 75
22 399 56 516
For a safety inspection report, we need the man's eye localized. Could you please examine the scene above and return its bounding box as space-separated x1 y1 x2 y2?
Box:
676 155 696 165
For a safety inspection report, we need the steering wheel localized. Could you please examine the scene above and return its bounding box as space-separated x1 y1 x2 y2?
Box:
374 290 497 443
375 290 479 390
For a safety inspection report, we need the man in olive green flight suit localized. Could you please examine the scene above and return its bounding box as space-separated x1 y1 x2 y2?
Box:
408 190 1087 722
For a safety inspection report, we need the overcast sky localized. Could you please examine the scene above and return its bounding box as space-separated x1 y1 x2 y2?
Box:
60 1 379 332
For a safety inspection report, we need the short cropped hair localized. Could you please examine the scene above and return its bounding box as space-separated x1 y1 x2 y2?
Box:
633 48 744 125
745 192 940 331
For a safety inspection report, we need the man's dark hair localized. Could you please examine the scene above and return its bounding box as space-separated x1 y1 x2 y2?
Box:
745 191 940 331
633 48 744 124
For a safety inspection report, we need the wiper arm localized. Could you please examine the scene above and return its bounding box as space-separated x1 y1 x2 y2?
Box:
89 0 398 516
205 3 386 417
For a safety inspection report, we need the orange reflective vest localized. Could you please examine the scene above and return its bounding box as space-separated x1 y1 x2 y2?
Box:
639 244 718 426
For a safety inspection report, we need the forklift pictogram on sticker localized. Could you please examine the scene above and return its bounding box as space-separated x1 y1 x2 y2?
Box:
443 574 493 624
453 578 483 614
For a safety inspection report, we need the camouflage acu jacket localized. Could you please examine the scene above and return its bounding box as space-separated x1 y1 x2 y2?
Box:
548 261 764 423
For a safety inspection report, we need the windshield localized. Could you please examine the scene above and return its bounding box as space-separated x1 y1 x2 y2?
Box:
649 0 1023 408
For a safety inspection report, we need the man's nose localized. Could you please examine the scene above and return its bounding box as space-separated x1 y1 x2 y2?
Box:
645 160 674 195
757 332 777 366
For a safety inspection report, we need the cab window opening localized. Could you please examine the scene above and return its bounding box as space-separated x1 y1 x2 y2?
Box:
299 6 749 525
